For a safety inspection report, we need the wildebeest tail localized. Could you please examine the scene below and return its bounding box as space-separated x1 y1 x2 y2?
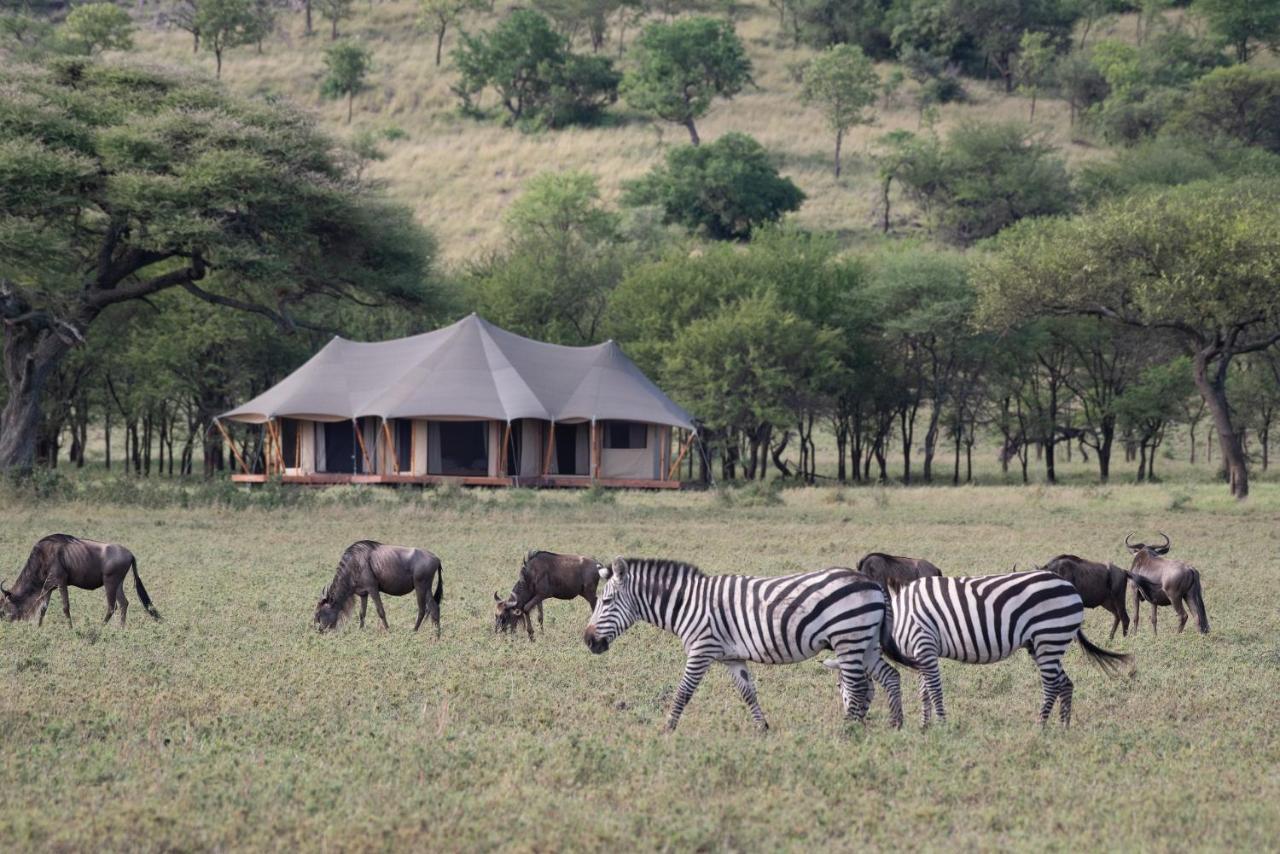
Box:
130 557 162 621
1187 570 1209 634
433 562 444 608
1076 629 1131 676
876 590 919 670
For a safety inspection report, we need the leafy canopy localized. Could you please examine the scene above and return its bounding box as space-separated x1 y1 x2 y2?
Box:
0 57 436 327
59 3 134 55
453 9 619 129
622 133 804 240
620 17 751 142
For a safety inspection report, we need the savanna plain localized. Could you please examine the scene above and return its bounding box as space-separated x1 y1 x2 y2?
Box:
2 479 1279 851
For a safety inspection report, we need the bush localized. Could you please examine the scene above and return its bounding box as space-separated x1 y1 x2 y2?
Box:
622 133 805 240
453 10 619 129
896 121 1073 245
1076 136 1280 204
1171 66 1280 154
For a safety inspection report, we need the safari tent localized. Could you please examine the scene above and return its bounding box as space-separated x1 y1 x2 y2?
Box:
216 314 696 488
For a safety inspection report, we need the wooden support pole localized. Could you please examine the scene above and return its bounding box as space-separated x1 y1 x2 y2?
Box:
382 420 399 475
499 421 511 477
214 419 250 474
667 430 695 481
270 419 286 474
543 421 556 477
353 419 373 474
590 421 598 482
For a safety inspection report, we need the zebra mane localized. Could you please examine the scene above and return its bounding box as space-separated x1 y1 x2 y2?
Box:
619 557 706 581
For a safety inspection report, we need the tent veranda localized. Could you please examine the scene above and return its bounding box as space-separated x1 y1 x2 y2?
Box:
216 314 697 488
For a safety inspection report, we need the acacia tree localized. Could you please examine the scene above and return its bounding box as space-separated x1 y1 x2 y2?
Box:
620 16 751 145
59 3 135 55
197 0 265 77
0 58 436 472
799 44 878 177
975 179 1280 499
418 0 482 66
316 0 353 40
322 40 372 123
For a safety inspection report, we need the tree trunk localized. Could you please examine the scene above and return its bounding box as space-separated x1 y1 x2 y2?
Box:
305 0 313 35
0 326 71 472
215 47 223 78
1192 351 1249 499
1097 420 1113 483
104 410 112 470
435 25 446 66
683 117 700 145
332 18 338 39
833 127 842 178
347 92 354 123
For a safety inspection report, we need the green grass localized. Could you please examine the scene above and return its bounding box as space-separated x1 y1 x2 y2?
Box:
2 482 1278 850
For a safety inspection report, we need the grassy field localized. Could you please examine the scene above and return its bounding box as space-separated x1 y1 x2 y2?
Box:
2 480 1278 850
122 2 1133 263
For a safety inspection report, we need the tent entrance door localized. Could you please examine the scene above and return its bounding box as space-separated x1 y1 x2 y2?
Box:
322 422 356 473
553 423 588 476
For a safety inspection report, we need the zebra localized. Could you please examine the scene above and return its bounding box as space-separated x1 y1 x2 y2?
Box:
583 557 917 731
828 570 1132 728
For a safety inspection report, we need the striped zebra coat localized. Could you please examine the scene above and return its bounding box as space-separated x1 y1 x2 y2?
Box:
583 557 915 731
884 571 1131 727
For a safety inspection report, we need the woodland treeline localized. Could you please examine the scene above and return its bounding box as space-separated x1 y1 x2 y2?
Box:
2 0 1279 497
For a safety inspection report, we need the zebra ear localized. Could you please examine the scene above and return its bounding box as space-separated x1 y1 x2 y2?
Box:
611 557 629 580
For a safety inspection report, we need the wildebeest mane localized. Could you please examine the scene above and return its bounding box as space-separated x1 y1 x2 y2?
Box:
6 534 84 618
322 540 379 623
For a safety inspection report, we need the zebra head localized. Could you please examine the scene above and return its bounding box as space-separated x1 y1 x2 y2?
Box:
583 557 638 655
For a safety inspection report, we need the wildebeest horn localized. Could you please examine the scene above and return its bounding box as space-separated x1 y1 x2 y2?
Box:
0 579 7 596
1156 531 1171 550
1124 532 1137 550
493 591 501 602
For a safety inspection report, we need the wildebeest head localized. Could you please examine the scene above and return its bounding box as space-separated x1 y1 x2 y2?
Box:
0 579 16 621
583 557 638 655
314 584 343 631
1125 531 1171 556
493 591 523 634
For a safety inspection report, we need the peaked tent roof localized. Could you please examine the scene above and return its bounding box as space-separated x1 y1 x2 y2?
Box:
219 314 695 430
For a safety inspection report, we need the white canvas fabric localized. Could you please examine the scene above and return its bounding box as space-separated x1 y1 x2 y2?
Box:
219 314 694 430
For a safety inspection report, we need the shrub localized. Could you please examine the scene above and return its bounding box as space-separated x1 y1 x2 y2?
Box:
895 121 1072 245
622 133 804 240
1171 66 1280 154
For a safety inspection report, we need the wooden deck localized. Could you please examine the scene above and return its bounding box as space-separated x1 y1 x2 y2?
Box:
230 473 682 489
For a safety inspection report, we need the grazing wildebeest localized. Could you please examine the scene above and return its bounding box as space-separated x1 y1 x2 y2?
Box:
855 552 943 593
0 534 160 628
1124 532 1210 635
494 549 601 641
315 541 443 635
1041 554 1132 641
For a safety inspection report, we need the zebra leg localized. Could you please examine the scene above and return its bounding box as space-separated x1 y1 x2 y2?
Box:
666 656 711 732
723 660 768 732
869 657 904 729
919 657 946 726
919 677 932 728
1034 657 1064 725
1057 671 1074 728
832 654 870 723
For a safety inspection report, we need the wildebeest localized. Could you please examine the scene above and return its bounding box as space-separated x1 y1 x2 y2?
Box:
315 541 443 635
1 534 160 628
1041 554 1132 641
855 552 943 594
494 549 601 641
1124 532 1210 635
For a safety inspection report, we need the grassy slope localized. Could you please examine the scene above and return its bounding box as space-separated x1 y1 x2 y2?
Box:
127 3 1130 263
1 482 1278 850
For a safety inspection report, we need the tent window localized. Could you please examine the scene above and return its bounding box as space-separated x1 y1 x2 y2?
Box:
434 421 489 476
604 421 647 450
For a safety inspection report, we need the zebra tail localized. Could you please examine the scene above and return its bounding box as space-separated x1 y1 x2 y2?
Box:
1188 570 1209 634
1076 629 1131 677
130 557 162 621
878 594 919 671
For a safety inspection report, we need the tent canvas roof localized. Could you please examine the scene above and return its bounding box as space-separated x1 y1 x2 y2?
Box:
220 314 694 430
